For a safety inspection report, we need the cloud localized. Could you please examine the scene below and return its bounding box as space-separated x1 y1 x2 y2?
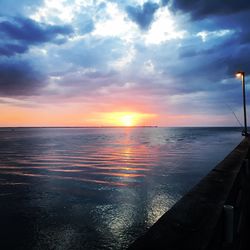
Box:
153 1 250 99
0 43 28 56
0 60 45 96
225 46 250 75
0 16 73 45
170 0 250 20
0 0 43 16
79 18 95 34
161 0 169 7
0 0 248 125
58 37 126 69
126 1 159 30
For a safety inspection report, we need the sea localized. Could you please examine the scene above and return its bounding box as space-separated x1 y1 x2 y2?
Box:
0 127 243 250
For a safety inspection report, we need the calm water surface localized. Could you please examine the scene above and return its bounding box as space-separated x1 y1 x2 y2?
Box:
0 127 242 249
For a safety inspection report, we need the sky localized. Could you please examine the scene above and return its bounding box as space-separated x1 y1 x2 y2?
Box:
0 0 250 127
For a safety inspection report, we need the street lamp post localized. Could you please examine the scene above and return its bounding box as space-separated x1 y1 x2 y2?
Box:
236 71 248 136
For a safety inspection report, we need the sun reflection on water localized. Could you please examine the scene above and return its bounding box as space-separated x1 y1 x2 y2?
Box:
0 130 155 187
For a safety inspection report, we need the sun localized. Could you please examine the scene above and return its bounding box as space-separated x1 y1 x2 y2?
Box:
120 114 134 127
101 112 138 126
94 111 157 127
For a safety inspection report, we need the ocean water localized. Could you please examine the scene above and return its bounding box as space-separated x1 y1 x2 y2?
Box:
0 127 242 250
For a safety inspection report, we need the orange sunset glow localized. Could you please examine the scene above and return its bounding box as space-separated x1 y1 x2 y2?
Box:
0 101 231 127
0 102 157 127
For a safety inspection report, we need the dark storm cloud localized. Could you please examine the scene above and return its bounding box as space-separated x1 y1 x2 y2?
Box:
197 30 250 76
170 0 250 19
225 46 250 75
0 60 45 96
0 43 28 56
0 16 73 45
126 1 159 30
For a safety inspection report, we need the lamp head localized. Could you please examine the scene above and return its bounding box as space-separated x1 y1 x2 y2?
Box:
236 71 244 78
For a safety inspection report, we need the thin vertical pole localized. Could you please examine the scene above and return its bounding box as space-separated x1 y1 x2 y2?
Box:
242 73 248 136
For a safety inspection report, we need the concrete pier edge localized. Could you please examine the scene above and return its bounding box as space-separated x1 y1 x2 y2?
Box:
127 138 250 250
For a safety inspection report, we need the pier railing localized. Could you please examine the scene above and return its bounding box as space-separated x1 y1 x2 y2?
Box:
128 138 250 250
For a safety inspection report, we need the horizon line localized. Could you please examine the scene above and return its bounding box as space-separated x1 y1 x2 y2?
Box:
0 125 158 129
0 126 243 129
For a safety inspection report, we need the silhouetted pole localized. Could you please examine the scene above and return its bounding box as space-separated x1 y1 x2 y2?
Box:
236 71 248 136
